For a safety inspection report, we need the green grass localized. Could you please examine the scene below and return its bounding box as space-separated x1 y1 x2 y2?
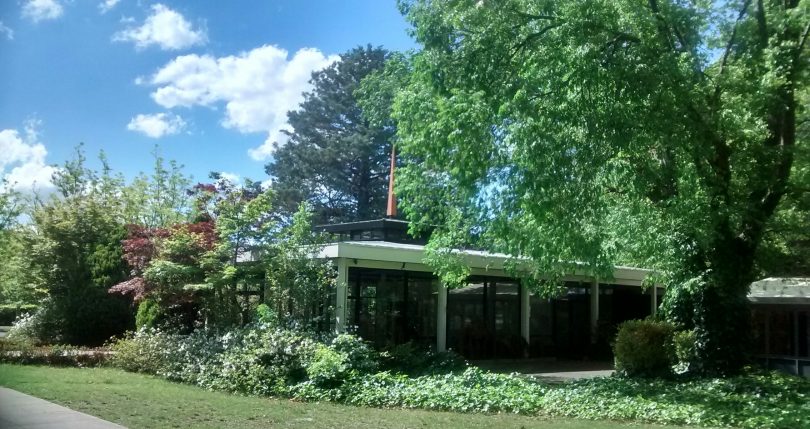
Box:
0 364 687 429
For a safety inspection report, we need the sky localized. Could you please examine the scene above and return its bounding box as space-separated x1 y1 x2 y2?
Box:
0 0 415 193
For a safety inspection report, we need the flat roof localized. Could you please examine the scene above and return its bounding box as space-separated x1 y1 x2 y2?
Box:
749 277 810 304
319 240 653 286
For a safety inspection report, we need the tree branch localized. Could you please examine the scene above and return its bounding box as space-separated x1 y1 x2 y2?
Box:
755 0 768 47
712 0 752 105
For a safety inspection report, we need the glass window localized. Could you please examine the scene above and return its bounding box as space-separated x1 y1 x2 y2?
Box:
347 267 437 349
769 310 795 356
447 277 523 359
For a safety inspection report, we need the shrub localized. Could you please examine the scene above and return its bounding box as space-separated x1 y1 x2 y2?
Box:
672 329 698 374
0 343 109 367
135 299 162 330
196 327 316 396
6 312 44 345
108 329 179 374
330 334 378 374
613 319 675 377
306 344 350 387
380 341 465 375
254 304 278 326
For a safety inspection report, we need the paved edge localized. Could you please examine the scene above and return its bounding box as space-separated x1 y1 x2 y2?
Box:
0 387 127 429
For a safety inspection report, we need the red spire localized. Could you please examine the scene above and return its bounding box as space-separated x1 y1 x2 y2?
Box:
386 144 397 218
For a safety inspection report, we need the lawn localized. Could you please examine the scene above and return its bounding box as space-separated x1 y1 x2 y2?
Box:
0 364 687 429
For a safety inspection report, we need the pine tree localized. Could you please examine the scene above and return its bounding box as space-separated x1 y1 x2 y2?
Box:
266 45 393 223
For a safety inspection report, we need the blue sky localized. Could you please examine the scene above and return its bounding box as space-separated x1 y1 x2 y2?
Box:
0 0 414 192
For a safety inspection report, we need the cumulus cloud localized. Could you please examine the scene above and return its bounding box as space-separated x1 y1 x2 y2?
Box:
113 4 206 50
0 121 57 192
145 45 338 160
98 0 121 14
0 21 13 40
21 0 64 23
127 112 186 138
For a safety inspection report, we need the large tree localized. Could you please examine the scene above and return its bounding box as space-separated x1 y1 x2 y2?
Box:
266 45 394 223
392 0 808 373
28 149 133 345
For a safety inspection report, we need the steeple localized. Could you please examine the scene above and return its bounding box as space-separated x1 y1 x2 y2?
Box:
386 144 397 218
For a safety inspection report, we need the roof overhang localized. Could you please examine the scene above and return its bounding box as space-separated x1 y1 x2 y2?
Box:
749 277 810 305
318 240 653 286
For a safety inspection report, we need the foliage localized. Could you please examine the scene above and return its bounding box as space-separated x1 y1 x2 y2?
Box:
266 45 394 223
264 204 335 330
391 0 809 374
672 329 698 375
0 184 43 322
103 324 809 429
613 319 675 378
197 177 276 327
306 344 351 388
755 138 810 276
121 147 192 228
108 328 181 374
293 367 547 414
108 325 318 396
6 312 43 345
330 333 378 373
540 370 810 429
27 148 133 345
135 298 163 330
254 303 278 325
380 341 466 375
0 365 666 429
0 343 108 367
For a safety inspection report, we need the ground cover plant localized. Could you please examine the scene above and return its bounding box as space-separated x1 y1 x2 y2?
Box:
103 325 810 429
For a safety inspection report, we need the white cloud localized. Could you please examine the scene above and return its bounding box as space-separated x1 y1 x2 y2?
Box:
127 113 186 138
0 22 13 40
0 121 57 192
146 45 338 160
113 4 206 50
218 172 240 184
98 0 121 14
21 0 64 23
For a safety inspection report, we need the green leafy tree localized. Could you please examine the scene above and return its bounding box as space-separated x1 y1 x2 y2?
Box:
122 147 192 228
264 203 335 330
392 0 808 374
756 121 810 276
0 184 43 323
266 45 394 223
200 176 277 326
28 147 133 344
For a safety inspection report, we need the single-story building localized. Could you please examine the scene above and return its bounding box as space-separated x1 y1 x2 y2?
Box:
750 277 810 377
316 218 663 360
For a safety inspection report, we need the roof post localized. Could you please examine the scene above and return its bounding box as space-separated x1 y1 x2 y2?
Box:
590 278 599 344
436 282 447 352
335 258 349 334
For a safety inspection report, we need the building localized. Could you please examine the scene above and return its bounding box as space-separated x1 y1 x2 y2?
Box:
750 277 810 377
316 218 663 360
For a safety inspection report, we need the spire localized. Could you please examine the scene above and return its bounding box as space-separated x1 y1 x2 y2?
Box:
386 144 397 218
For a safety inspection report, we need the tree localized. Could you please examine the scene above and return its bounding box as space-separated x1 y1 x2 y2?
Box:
266 45 394 223
29 148 133 344
0 183 43 323
392 0 808 374
112 177 276 330
122 147 192 228
264 203 335 330
756 107 810 276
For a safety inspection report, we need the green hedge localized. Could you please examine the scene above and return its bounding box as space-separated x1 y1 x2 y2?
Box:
613 319 675 377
